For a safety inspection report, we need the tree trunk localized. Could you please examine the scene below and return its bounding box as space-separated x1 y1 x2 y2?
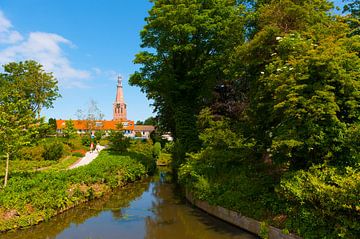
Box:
37 107 41 120
4 152 9 187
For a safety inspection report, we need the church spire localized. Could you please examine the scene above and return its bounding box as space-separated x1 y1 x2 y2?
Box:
113 75 127 121
115 76 124 102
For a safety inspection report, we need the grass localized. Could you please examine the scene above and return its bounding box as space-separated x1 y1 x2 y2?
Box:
0 160 57 177
0 155 81 178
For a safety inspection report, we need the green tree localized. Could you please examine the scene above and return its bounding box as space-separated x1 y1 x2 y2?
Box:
136 120 144 125
130 0 246 164
48 117 57 134
108 124 130 152
144 116 156 125
0 83 36 187
63 120 77 139
3 60 60 119
343 0 360 36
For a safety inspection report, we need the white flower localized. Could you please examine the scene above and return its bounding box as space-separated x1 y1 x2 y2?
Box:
271 53 277 56
276 36 282 41
261 71 265 75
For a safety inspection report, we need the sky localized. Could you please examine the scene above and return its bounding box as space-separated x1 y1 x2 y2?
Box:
0 0 346 121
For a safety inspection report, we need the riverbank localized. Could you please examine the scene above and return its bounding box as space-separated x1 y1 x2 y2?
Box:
0 149 155 232
185 191 300 239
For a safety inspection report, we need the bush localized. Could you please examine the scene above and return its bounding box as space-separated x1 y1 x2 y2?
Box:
278 164 360 238
163 142 174 154
153 142 161 158
108 130 130 152
135 131 142 137
18 145 44 161
42 141 64 161
81 135 97 147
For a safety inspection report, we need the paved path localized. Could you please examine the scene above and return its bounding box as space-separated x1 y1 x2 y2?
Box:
69 145 106 169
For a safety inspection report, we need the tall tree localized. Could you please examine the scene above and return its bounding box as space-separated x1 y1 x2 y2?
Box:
130 0 245 162
0 81 36 187
234 0 360 168
3 60 60 119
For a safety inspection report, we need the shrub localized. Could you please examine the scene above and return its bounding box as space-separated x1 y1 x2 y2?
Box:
82 135 98 147
108 130 130 152
18 145 44 161
135 131 142 137
278 164 360 238
42 141 64 161
163 142 174 154
153 142 161 159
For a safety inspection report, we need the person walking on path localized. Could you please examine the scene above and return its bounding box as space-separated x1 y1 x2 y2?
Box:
90 142 94 153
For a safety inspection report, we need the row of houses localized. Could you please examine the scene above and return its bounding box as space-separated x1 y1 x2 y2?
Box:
56 120 155 139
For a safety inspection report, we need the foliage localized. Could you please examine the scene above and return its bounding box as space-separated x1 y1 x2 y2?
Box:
2 60 60 119
0 77 37 187
135 131 142 137
162 142 174 154
251 20 360 169
62 120 77 139
157 153 172 166
81 135 98 147
0 150 151 232
18 145 45 161
144 116 156 125
48 118 57 132
152 142 161 159
95 130 105 140
343 0 360 36
108 130 130 152
42 141 64 161
130 0 246 164
278 164 360 238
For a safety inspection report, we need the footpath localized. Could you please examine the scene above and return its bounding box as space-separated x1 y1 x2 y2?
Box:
69 145 106 169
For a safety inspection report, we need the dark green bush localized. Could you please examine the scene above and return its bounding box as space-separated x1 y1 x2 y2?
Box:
278 165 360 238
42 141 64 161
108 130 130 152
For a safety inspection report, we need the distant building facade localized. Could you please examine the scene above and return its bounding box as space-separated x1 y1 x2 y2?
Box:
56 76 154 138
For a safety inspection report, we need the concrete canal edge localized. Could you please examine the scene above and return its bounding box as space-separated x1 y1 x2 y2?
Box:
185 191 302 239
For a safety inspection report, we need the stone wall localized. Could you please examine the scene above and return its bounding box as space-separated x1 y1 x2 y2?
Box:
186 191 302 239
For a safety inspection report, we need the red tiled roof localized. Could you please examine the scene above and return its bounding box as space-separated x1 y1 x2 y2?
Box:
134 125 155 132
56 120 135 130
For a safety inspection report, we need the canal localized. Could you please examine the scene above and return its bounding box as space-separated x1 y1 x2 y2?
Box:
1 168 256 239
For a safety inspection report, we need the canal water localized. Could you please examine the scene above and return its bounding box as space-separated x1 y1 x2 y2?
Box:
1 168 256 239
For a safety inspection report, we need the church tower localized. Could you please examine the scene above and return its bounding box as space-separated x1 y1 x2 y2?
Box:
113 76 127 121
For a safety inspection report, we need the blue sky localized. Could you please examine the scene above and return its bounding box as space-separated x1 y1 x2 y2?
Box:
0 0 346 121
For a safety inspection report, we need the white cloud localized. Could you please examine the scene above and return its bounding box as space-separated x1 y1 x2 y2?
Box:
0 11 23 44
0 10 91 88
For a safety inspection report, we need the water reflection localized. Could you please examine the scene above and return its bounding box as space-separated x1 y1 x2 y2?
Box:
1 168 256 239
